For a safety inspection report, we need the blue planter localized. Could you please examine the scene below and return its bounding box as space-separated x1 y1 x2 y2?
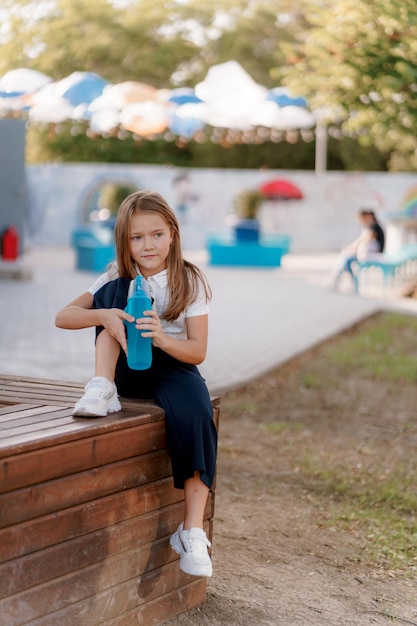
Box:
207 232 291 267
234 219 260 243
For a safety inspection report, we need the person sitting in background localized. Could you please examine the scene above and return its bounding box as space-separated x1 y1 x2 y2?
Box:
333 209 385 289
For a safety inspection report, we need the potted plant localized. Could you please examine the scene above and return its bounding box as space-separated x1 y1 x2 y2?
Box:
234 189 263 243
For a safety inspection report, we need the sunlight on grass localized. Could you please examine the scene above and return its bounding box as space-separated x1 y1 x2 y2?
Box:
223 311 417 575
301 459 417 570
302 371 325 388
262 421 302 434
319 312 417 382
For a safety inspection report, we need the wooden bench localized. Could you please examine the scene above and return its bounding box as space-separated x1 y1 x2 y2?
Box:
354 243 417 294
0 374 219 626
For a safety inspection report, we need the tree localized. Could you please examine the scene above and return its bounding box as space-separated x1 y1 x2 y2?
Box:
0 0 394 170
279 0 417 170
168 0 309 86
0 0 199 85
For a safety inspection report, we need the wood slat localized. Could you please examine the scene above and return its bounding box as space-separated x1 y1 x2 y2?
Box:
0 501 196 599
0 407 74 432
0 477 183 563
0 419 167 493
0 503 209 600
0 449 173 528
0 407 164 458
1 560 206 626
99 580 207 626
0 390 82 406
0 403 42 416
0 373 85 390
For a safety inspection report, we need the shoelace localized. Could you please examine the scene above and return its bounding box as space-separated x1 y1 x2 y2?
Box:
181 529 211 553
85 379 113 399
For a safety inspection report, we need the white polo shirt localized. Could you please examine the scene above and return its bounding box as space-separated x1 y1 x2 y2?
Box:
88 266 210 340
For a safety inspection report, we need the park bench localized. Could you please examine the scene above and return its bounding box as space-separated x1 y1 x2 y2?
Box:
354 243 417 295
0 374 219 626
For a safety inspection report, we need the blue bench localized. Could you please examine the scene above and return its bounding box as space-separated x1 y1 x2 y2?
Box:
207 233 291 268
355 243 417 293
72 227 115 272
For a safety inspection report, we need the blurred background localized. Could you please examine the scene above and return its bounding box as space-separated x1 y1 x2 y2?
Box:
1 0 417 258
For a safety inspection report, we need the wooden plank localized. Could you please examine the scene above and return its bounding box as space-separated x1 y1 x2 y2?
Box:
0 374 219 408
0 503 212 597
0 407 73 431
0 390 82 406
0 373 85 390
0 486 214 563
0 450 173 528
0 407 164 458
0 403 42 416
0 380 146 407
0 419 167 493
0 403 217 459
0 504 211 612
1 559 206 626
0 477 185 563
99 580 207 626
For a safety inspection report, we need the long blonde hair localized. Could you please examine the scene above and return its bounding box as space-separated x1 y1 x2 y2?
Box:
114 190 211 321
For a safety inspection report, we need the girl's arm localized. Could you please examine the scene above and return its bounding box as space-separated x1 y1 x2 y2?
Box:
55 292 134 354
137 311 208 365
55 292 99 329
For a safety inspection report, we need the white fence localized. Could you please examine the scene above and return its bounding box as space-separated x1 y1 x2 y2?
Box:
26 163 417 253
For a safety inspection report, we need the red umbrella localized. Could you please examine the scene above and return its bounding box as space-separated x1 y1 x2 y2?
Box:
259 179 303 200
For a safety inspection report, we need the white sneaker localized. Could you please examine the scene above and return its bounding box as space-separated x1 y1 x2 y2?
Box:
170 522 213 577
72 376 121 417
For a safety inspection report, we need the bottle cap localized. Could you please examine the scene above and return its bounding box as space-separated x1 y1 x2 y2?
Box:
127 276 151 299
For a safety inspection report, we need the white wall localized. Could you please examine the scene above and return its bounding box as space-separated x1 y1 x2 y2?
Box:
26 163 417 253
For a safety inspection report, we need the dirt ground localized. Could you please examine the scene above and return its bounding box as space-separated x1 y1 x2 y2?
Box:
167 312 417 626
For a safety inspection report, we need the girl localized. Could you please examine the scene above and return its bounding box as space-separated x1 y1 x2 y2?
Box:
55 190 217 578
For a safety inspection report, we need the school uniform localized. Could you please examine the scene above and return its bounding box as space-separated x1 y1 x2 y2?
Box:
88 268 218 490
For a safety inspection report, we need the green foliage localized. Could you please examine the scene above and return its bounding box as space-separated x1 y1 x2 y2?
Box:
1 0 414 169
25 124 194 165
281 0 417 170
0 0 198 85
98 182 138 216
234 189 263 219
26 122 387 170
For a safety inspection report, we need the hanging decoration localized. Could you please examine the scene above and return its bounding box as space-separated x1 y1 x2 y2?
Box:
0 61 316 147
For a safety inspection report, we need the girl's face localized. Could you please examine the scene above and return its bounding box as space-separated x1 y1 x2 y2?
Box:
129 211 173 277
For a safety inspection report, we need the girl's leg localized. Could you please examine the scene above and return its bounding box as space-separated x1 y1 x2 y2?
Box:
183 471 210 531
170 471 213 577
345 256 356 277
334 254 356 287
95 329 121 382
72 330 122 417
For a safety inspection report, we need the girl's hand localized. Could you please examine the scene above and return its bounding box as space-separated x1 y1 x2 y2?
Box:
135 310 166 348
100 308 134 354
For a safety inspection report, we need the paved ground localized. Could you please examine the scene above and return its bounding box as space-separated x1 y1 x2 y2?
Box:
1 246 416 396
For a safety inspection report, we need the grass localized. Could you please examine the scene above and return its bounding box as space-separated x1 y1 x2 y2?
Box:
303 459 417 570
321 312 417 383
224 311 417 574
297 312 417 572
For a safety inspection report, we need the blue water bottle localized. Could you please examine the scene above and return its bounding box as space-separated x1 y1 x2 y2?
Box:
124 276 153 370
